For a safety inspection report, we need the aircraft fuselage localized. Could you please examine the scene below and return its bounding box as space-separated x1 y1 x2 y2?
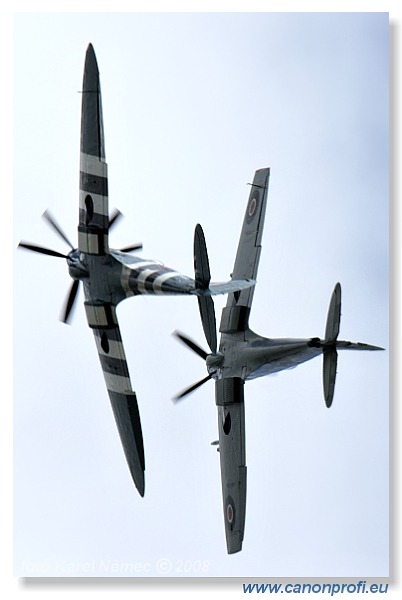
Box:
208 332 323 382
67 247 198 307
208 329 382 384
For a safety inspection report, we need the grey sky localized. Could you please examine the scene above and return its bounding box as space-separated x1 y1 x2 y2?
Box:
13 11 388 579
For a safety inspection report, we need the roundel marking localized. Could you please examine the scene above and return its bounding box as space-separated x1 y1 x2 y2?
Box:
248 197 257 217
226 495 236 529
246 190 260 224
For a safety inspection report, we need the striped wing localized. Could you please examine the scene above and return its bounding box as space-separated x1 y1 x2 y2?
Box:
78 44 110 256
84 301 145 496
78 153 109 255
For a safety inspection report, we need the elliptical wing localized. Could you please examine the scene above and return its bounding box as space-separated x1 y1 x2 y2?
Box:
78 44 110 256
220 168 270 333
215 377 247 554
84 301 145 496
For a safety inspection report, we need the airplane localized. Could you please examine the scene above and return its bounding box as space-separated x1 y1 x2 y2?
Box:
17 43 255 499
173 166 385 554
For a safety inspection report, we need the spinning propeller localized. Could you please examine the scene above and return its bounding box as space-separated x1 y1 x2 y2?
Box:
18 210 80 324
172 332 213 400
18 209 142 324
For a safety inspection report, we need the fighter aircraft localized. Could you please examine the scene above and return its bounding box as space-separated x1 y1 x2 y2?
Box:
17 44 254 498
173 167 384 554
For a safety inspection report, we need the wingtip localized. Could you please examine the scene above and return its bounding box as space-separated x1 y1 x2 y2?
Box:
86 42 96 60
135 474 145 497
83 43 100 86
226 536 243 554
81 42 104 157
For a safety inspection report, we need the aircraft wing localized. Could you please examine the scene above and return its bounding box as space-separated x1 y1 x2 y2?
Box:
84 301 145 496
220 168 270 334
78 43 110 256
215 377 247 554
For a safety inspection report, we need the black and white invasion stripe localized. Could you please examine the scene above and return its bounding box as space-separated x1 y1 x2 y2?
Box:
84 301 145 494
78 152 109 255
120 262 195 296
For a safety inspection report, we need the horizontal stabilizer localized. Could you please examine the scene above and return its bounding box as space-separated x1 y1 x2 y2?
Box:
325 282 341 342
336 340 385 351
322 283 384 407
323 349 337 408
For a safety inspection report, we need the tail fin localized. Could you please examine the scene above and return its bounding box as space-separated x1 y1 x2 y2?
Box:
322 283 341 408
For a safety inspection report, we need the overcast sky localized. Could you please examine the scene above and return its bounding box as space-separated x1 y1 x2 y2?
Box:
12 10 388 581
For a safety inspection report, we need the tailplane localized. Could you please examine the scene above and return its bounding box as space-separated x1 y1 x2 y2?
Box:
192 223 255 353
322 283 341 408
322 283 384 408
323 349 337 408
193 224 255 296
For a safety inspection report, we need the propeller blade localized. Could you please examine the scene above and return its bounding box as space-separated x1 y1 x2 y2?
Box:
42 210 74 250
62 279 80 324
18 242 68 259
109 208 123 230
173 374 212 402
119 243 143 253
173 331 209 360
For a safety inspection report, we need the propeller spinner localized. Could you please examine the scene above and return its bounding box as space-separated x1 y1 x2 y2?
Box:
18 208 142 323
